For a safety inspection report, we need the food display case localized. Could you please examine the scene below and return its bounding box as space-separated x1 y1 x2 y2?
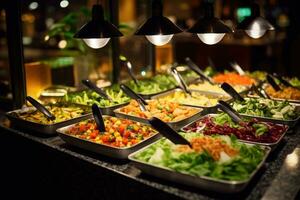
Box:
1 0 300 199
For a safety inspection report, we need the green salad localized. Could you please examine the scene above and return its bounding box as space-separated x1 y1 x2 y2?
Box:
133 132 266 181
232 98 298 120
125 74 177 95
289 77 300 88
62 85 130 107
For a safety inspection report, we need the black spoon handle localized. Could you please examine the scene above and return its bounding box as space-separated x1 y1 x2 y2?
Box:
273 73 293 87
185 57 214 84
120 84 148 105
171 66 191 95
92 104 106 133
267 74 281 91
221 82 245 102
217 100 242 124
26 96 55 120
82 79 112 101
251 84 270 99
149 117 192 148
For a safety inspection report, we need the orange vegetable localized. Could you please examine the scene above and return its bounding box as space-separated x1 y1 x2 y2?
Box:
213 72 256 86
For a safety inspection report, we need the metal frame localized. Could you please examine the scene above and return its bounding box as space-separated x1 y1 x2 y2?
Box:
1 0 26 109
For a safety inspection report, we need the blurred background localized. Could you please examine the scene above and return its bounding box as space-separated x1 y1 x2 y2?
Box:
0 0 299 108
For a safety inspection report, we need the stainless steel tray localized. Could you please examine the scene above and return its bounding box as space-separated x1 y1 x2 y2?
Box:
227 98 300 127
137 87 177 100
151 88 230 112
114 102 204 130
128 139 271 193
248 83 300 104
56 116 161 159
6 106 92 135
181 113 289 149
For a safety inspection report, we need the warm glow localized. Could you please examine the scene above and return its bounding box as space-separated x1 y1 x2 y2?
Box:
245 21 266 39
145 34 173 46
29 2 38 10
197 33 225 45
83 38 110 49
60 0 69 8
44 35 50 41
286 151 299 169
58 40 67 49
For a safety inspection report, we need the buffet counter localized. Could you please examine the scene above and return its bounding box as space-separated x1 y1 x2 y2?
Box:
1 122 300 200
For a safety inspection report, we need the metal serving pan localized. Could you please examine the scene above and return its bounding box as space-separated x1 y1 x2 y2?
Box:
181 113 289 149
128 140 271 193
62 89 130 116
56 116 161 159
137 87 176 100
151 88 230 112
6 106 92 135
248 83 300 104
114 102 204 130
227 98 300 127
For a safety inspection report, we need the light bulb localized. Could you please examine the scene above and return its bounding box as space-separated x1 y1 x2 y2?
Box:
197 33 225 45
145 34 173 46
245 21 266 39
245 30 266 39
83 38 110 49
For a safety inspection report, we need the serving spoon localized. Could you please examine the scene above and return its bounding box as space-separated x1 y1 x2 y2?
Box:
149 117 192 148
171 65 192 95
92 103 106 133
229 61 246 76
120 57 139 85
185 57 214 84
82 79 113 101
26 96 56 121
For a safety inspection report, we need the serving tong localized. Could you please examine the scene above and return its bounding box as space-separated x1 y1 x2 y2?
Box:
25 96 56 121
120 56 139 85
82 79 113 101
171 65 192 95
185 57 214 84
120 84 148 112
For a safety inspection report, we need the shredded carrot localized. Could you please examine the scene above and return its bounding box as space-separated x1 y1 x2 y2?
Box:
213 72 256 86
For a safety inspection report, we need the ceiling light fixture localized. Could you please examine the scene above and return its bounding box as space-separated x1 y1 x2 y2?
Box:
187 2 232 45
135 0 182 46
237 3 274 39
74 4 123 49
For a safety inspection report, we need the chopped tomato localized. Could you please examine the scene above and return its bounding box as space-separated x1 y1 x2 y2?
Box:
118 124 126 134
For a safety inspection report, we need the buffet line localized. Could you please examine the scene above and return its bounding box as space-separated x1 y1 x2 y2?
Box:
5 59 300 194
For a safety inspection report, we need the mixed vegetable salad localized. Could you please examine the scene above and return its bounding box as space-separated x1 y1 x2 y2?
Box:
63 85 130 107
117 100 200 122
12 104 89 124
183 113 287 144
156 90 229 107
133 132 267 181
232 98 298 120
265 85 300 100
188 81 246 95
65 117 157 148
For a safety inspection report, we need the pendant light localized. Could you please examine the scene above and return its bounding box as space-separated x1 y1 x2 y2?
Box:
187 2 232 45
74 4 123 49
135 0 182 46
237 3 274 39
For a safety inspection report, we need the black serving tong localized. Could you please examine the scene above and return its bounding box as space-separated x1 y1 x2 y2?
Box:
120 57 139 85
82 79 113 101
266 74 281 91
149 117 192 148
171 65 192 95
217 100 243 124
251 84 271 99
272 73 295 88
92 104 106 132
229 61 246 76
221 82 245 102
120 84 147 111
185 57 214 84
26 96 56 121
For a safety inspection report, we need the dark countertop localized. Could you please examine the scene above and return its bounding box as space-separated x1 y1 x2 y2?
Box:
1 123 300 200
